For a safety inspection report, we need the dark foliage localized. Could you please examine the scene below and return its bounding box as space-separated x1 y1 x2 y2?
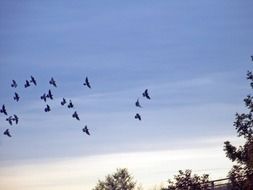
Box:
162 169 209 190
224 69 253 189
93 168 136 190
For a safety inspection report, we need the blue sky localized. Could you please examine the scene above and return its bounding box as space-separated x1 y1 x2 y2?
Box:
0 0 253 189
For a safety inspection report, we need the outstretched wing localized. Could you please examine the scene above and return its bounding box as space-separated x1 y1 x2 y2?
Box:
1 105 7 115
86 77 91 88
4 129 11 137
47 90 53 99
50 78 57 87
6 117 13 125
84 77 91 88
61 98 66 105
135 113 141 121
30 76 37 85
13 114 19 124
135 99 142 107
14 93 20 101
83 126 90 135
41 94 47 102
11 80 17 88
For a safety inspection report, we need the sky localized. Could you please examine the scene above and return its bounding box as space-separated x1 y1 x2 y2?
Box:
0 0 253 189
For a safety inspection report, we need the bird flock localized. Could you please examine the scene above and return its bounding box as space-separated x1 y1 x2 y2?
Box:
1 76 93 138
1 76 151 138
134 89 151 121
4 55 251 138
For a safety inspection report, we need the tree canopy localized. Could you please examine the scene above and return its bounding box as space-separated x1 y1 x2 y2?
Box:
161 169 209 190
223 68 253 189
93 168 136 190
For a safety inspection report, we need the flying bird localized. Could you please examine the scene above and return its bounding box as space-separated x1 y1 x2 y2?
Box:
24 80 30 88
3 129 11 137
135 99 142 108
142 89 151 100
251 56 253 61
49 77 57 87
46 90 53 100
6 116 13 125
83 77 91 89
30 76 37 86
72 111 80 120
67 100 74 108
82 125 90 135
11 80 17 88
134 113 141 121
44 104 51 112
12 114 19 124
40 93 47 102
13 92 20 102
61 98 66 106
0 104 7 115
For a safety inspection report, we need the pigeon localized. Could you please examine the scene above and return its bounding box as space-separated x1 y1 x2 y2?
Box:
13 92 20 102
24 80 30 88
12 114 19 124
6 116 13 125
67 100 74 108
0 104 7 115
40 93 47 102
61 98 66 106
30 76 37 86
134 113 141 121
3 129 11 137
82 125 90 135
11 80 17 88
46 90 53 100
142 89 151 100
49 77 57 87
135 98 142 108
44 104 51 112
72 111 80 120
83 77 91 89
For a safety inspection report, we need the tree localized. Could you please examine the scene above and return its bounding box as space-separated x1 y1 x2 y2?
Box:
161 169 209 190
223 68 253 189
93 168 136 190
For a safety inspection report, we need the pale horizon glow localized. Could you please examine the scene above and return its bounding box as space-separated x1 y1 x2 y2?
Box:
0 147 233 190
0 135 244 189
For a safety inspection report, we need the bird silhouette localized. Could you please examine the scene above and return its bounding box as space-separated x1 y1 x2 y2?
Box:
134 113 141 121
6 116 13 125
41 93 47 102
46 90 53 100
251 56 253 61
3 129 11 137
11 80 17 88
44 104 51 112
49 77 57 87
13 92 20 102
83 77 91 89
142 89 151 100
12 114 19 124
30 76 37 86
82 125 90 135
67 100 74 108
72 111 80 120
135 98 142 108
24 80 30 88
0 104 7 115
61 98 66 106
